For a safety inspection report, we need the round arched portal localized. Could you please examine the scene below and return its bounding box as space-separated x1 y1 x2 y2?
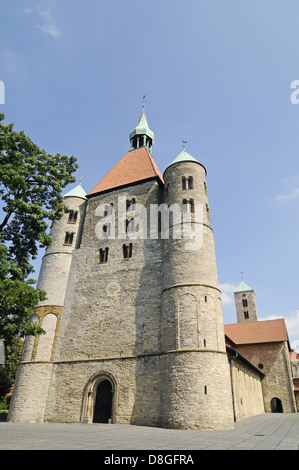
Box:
93 380 112 423
270 397 283 413
81 372 118 424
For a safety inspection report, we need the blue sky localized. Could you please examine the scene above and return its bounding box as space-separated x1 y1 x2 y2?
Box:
1 0 299 347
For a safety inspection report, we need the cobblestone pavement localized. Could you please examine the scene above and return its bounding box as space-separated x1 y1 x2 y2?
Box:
0 413 298 451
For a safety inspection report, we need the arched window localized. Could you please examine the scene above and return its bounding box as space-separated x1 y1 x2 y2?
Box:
68 211 78 223
99 247 109 263
123 243 133 259
188 176 193 189
64 232 74 245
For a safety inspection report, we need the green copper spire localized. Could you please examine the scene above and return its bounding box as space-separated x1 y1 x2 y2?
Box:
63 182 87 200
129 106 154 152
234 281 254 293
169 149 199 166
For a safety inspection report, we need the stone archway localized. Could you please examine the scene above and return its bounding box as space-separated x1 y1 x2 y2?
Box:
93 380 113 423
81 372 118 424
270 397 283 413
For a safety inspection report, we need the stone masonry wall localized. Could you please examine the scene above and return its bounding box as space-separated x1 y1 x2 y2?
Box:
235 342 296 413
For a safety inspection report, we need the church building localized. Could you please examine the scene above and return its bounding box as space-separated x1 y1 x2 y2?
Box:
8 109 297 429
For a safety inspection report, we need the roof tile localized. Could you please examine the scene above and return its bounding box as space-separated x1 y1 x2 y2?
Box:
88 147 163 196
224 318 289 345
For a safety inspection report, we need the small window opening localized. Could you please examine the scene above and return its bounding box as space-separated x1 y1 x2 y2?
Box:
183 199 194 213
68 211 78 224
64 232 74 245
99 247 109 264
205 296 208 302
203 339 206 347
182 177 186 190
104 204 114 216
204 386 207 395
244 311 249 319
126 199 136 211
103 223 111 237
242 299 248 307
123 243 133 259
125 219 135 233
188 176 193 189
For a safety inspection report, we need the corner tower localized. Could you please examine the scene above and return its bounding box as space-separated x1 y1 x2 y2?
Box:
8 183 87 423
160 147 234 430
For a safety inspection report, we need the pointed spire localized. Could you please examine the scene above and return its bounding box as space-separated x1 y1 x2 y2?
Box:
63 181 87 200
129 106 154 153
234 280 254 293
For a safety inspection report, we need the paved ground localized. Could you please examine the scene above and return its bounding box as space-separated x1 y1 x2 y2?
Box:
0 413 298 451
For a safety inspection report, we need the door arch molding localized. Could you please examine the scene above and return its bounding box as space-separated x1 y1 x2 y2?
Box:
81 371 118 424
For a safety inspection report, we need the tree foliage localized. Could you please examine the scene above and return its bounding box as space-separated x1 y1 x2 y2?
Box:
0 336 23 399
0 113 79 341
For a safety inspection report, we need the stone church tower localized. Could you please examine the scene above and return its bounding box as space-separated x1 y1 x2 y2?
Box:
8 108 234 430
234 280 258 323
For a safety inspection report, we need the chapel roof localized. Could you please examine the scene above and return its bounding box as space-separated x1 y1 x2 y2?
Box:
224 318 289 346
87 146 164 197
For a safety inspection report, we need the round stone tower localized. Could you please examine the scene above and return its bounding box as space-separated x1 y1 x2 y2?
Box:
160 148 234 430
8 183 87 423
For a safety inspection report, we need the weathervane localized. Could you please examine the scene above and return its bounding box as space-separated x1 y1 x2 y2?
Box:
142 94 147 108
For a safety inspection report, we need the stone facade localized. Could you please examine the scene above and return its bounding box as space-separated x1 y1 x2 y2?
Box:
233 341 297 413
8 111 236 430
9 110 296 429
227 347 265 421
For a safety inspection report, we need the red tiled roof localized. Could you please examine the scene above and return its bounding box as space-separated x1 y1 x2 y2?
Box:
88 147 164 196
224 319 289 345
290 349 299 362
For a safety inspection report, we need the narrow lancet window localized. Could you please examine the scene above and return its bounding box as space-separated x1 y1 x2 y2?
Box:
99 247 109 264
68 211 78 224
123 243 133 259
64 232 74 245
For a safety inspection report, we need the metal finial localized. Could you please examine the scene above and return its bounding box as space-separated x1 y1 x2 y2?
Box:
241 271 244 280
182 140 187 150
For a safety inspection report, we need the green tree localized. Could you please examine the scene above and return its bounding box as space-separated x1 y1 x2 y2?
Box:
0 113 79 341
0 336 23 399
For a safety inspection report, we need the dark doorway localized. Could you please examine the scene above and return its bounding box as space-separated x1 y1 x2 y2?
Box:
93 380 113 423
270 397 283 413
